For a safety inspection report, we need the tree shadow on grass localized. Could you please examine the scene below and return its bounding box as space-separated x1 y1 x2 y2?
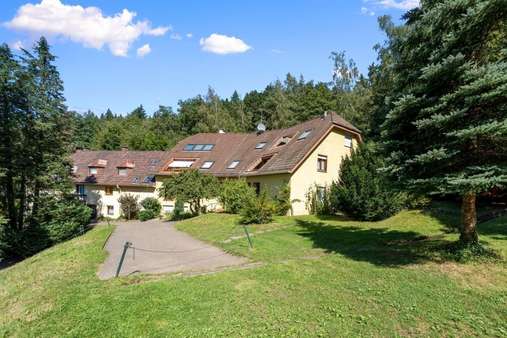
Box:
295 219 453 267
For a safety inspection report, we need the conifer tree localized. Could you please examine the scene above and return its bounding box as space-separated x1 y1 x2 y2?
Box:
381 0 507 244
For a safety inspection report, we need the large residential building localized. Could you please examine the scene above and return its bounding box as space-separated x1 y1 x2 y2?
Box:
72 112 361 217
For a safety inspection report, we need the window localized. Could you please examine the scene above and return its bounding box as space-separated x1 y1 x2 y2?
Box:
250 182 261 195
344 135 352 148
118 168 128 176
168 159 195 168
89 167 98 175
317 154 327 172
143 175 155 183
105 186 113 195
255 142 267 149
184 144 215 151
297 129 312 140
132 176 140 184
276 136 292 147
149 159 160 165
72 165 78 173
201 161 214 169
227 160 240 169
107 205 114 216
163 205 174 213
76 185 85 196
317 186 326 202
252 155 273 171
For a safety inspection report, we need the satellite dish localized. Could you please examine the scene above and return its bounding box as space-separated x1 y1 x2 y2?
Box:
256 122 266 133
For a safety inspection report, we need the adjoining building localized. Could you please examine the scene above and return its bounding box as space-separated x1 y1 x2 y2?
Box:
72 112 361 217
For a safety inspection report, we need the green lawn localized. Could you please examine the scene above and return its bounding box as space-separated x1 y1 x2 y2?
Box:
1 207 506 337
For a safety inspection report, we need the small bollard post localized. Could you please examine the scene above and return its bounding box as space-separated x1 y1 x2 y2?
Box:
115 241 132 277
242 225 253 249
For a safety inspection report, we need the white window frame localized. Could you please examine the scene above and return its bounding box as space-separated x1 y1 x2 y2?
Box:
298 129 312 140
107 205 114 216
255 142 267 149
344 135 353 148
201 161 214 169
117 168 128 176
227 160 240 169
89 167 98 175
168 159 195 168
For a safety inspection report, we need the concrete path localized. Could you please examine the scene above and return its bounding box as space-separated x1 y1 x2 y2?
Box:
98 219 248 279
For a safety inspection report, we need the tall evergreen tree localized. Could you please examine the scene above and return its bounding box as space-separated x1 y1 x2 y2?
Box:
381 0 507 244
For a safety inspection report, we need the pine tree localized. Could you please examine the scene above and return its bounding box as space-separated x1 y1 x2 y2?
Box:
381 0 507 244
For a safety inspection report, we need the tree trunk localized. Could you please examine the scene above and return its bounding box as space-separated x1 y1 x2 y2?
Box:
460 192 478 244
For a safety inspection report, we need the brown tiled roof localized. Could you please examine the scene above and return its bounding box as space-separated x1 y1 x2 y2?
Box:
159 112 361 177
72 150 169 187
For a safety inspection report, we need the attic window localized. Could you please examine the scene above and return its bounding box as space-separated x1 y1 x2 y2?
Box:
201 161 214 169
89 167 98 175
72 165 78 173
344 135 352 148
143 175 155 183
276 136 292 147
132 176 140 183
298 129 312 140
252 155 273 171
255 142 267 149
168 159 195 169
118 168 128 176
184 144 215 151
227 160 240 169
149 159 160 165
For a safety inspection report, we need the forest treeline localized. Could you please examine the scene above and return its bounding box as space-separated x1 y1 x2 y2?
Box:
71 48 384 150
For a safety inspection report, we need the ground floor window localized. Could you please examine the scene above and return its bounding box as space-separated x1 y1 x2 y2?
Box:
248 182 261 195
163 205 174 213
76 184 85 195
317 186 326 202
107 205 114 216
105 186 113 195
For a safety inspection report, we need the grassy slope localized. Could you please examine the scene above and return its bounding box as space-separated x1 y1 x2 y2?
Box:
1 209 506 337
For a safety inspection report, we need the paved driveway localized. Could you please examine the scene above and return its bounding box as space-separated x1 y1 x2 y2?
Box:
98 219 248 279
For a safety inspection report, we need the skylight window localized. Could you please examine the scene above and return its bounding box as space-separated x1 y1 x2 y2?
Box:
298 129 312 140
184 144 215 151
255 142 267 149
168 159 195 168
227 160 240 169
201 161 214 169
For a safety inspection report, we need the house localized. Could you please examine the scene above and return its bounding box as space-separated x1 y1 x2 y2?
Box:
72 112 361 217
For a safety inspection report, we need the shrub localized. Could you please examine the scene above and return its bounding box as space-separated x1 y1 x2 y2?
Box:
8 195 92 257
141 197 161 215
219 179 256 214
138 209 155 221
331 142 406 221
240 191 276 224
158 170 218 215
306 184 334 215
273 183 292 216
118 194 139 220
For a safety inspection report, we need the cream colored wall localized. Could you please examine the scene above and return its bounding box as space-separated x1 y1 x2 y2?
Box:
82 185 155 218
289 129 358 215
245 174 290 197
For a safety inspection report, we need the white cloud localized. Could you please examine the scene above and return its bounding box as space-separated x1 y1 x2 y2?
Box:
170 33 182 40
136 43 151 57
372 0 419 10
10 40 24 50
4 0 170 57
186 33 193 38
271 49 284 54
199 33 251 55
360 7 375 16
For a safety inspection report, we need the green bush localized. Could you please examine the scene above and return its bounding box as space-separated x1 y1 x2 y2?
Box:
138 209 155 222
219 179 256 214
306 185 334 216
118 194 139 220
240 191 276 224
141 197 161 215
331 142 406 221
8 195 92 257
273 183 292 216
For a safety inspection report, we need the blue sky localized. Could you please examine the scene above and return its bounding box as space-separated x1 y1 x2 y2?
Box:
0 0 417 115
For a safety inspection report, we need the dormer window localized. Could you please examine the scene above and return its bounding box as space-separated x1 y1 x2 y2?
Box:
276 136 292 147
89 167 98 175
227 160 240 169
255 142 267 149
118 168 128 176
252 155 273 171
168 159 196 169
